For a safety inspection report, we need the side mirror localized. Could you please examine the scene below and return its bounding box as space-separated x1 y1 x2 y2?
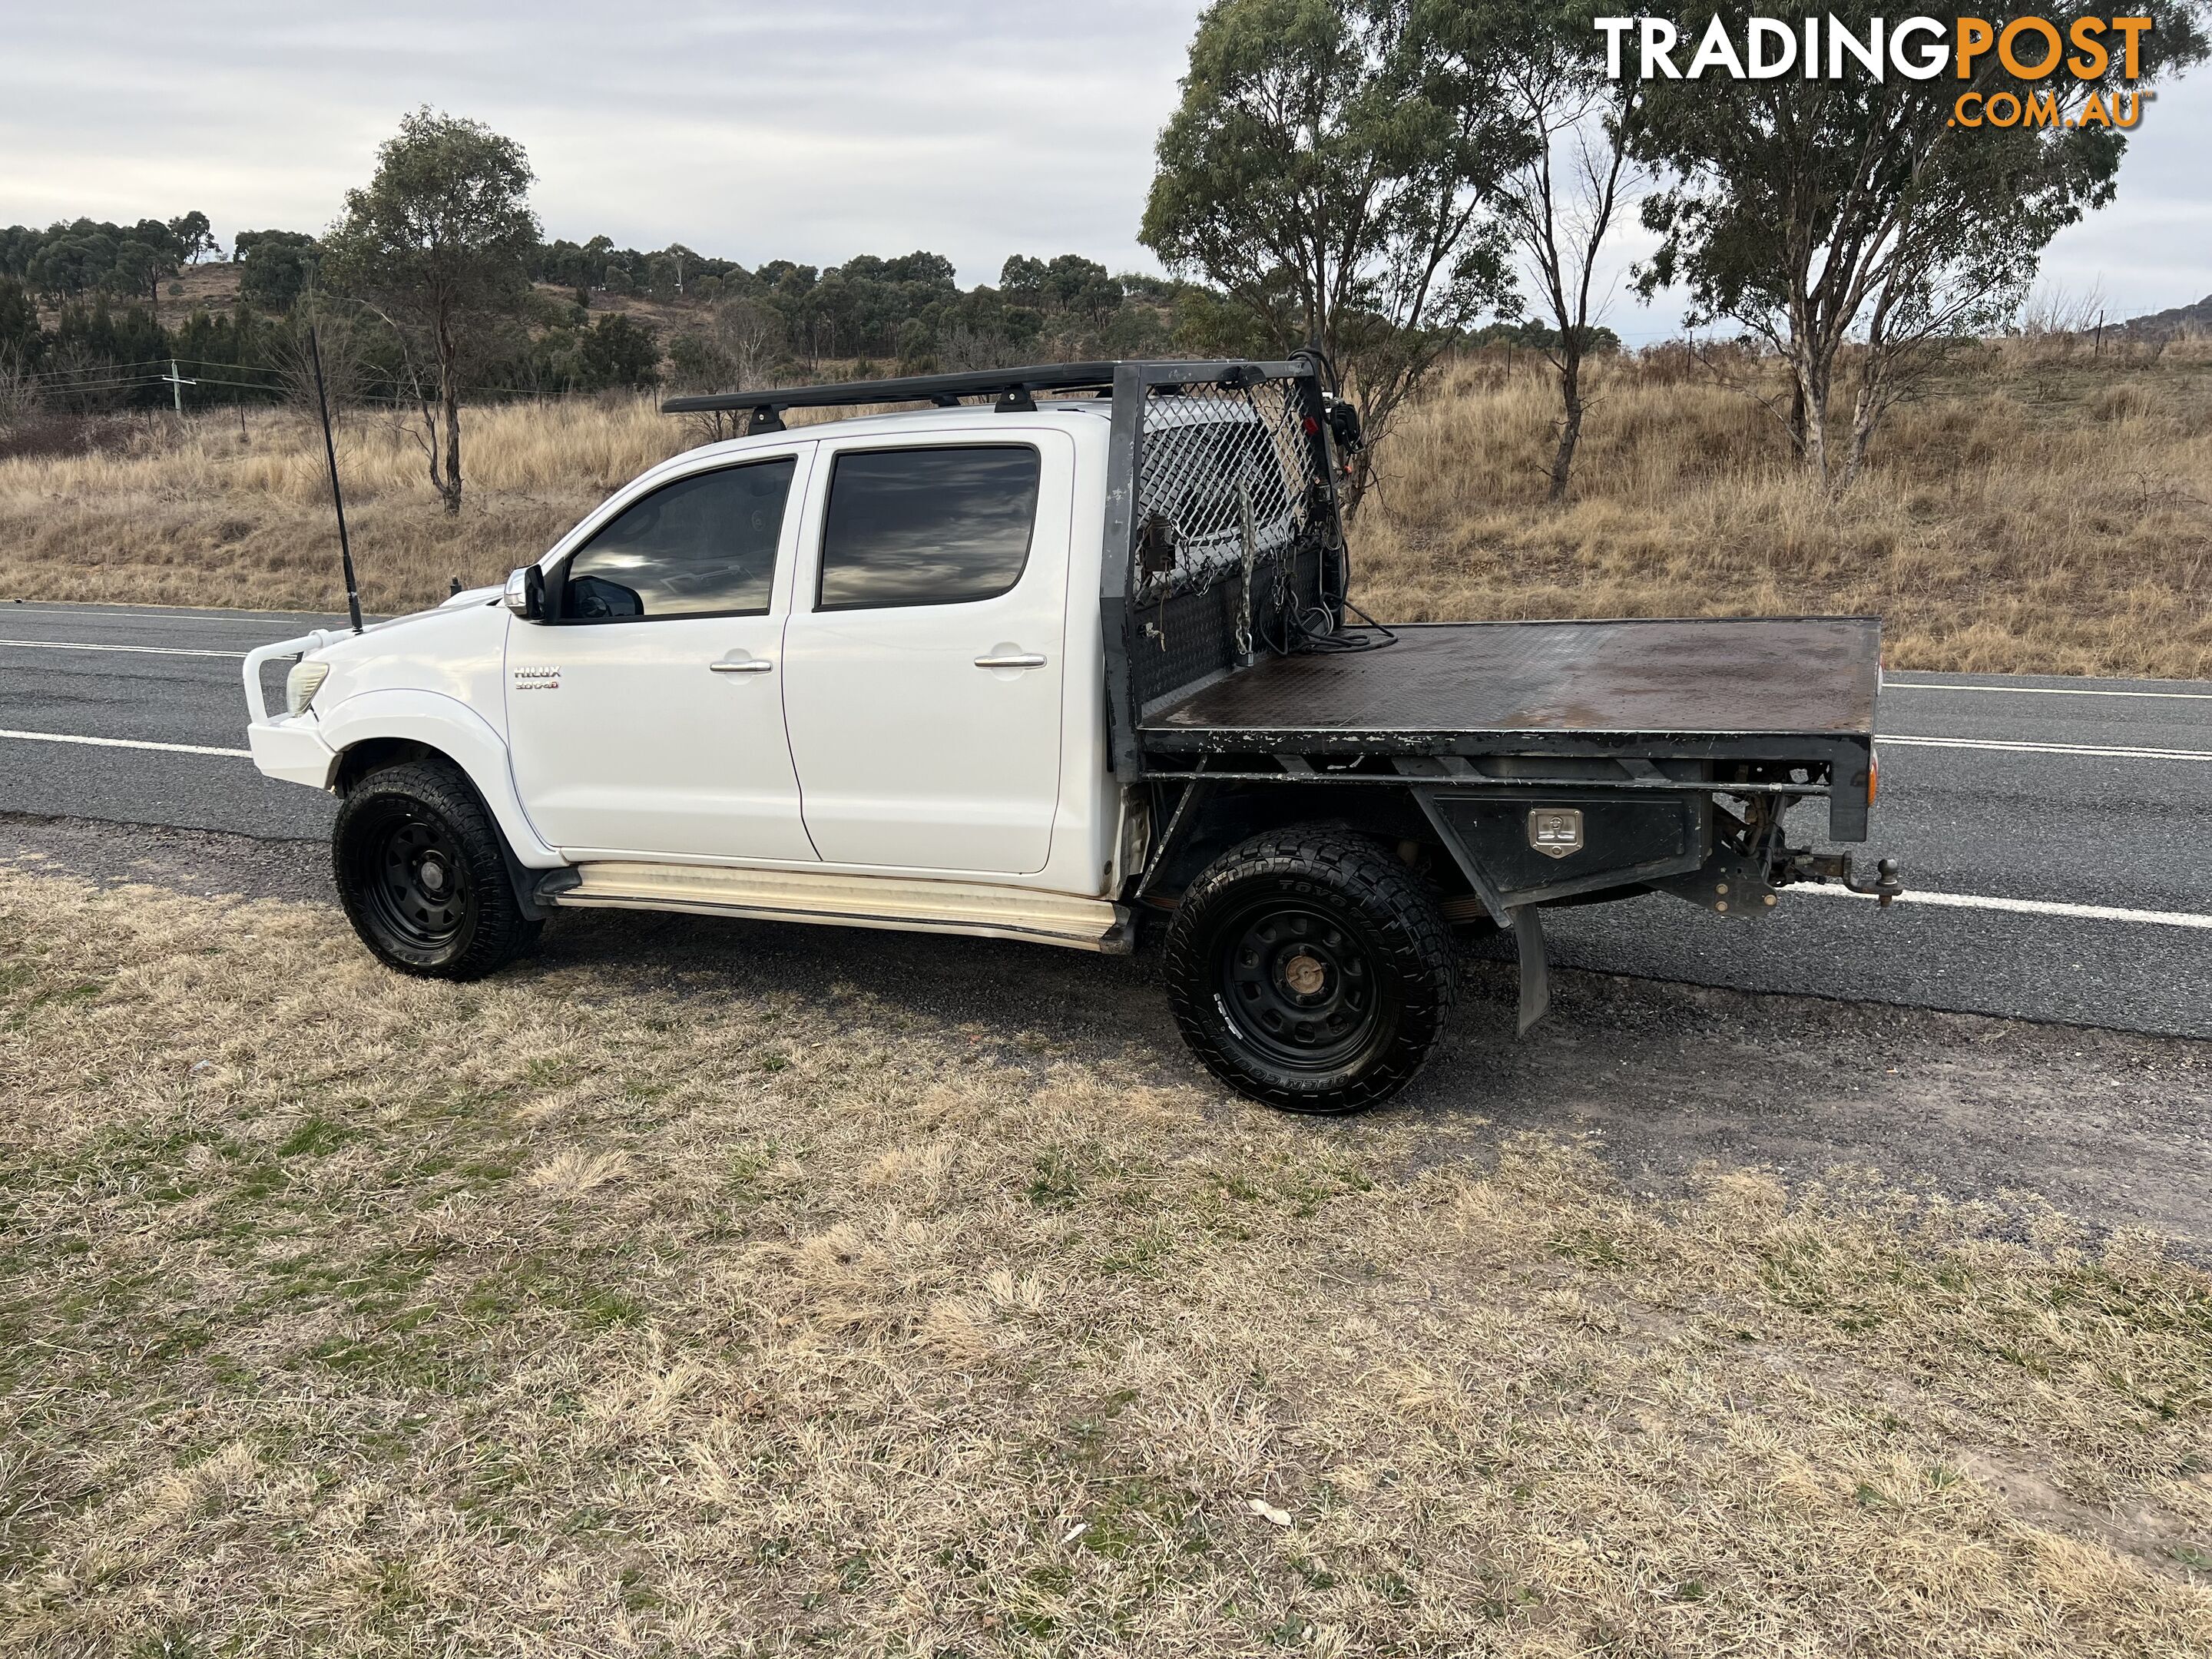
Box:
504 565 547 621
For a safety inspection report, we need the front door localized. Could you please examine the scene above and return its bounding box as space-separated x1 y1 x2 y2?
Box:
507 445 820 862
780 433 1073 874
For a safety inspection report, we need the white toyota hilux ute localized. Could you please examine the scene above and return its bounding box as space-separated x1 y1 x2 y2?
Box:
245 358 1899 1113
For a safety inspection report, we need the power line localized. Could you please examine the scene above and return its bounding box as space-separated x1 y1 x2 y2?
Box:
177 373 292 394
22 377 165 396
26 358 174 384
169 357 284 379
20 363 665 408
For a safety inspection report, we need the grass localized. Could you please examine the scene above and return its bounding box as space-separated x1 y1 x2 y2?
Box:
0 335 2207 677
2 866 2210 1653
1354 338 2212 681
0 396 681 618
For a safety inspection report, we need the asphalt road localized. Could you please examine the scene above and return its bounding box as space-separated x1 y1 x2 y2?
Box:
2 599 2207 1038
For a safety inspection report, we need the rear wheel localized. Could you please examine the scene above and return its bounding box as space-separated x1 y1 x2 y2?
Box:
333 760 540 979
1164 829 1454 1113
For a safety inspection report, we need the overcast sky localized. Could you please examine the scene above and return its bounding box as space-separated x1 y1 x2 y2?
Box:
4 2 2205 343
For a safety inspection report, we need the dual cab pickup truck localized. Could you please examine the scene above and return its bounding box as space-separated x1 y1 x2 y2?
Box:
244 357 1899 1112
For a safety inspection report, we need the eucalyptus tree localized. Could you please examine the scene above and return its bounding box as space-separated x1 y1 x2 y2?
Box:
323 108 540 514
1632 0 2206 485
1457 0 1643 501
1142 0 1535 502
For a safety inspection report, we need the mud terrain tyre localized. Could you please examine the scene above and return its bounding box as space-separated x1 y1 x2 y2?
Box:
1164 829 1455 1113
333 759 541 979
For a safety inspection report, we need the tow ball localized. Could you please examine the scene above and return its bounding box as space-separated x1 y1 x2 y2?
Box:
1846 857 1906 907
1789 851 1907 907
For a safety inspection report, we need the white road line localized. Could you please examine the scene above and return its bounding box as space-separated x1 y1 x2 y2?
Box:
0 637 246 659
1887 681 2212 702
5 605 341 624
1881 733 2212 763
0 727 252 759
1796 883 2212 930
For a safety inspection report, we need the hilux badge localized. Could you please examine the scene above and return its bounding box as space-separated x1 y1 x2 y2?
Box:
1528 807 1584 859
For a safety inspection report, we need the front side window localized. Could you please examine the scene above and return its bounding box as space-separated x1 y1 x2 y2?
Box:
817 445 1040 611
561 457 796 621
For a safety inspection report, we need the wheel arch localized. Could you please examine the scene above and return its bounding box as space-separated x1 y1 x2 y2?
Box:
319 689 564 870
334 736 436 793
1140 781 1445 902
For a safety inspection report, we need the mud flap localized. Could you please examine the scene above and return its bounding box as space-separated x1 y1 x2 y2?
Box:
524 866 581 919
1512 906 1549 1035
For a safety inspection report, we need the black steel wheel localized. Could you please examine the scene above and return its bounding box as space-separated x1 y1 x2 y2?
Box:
1214 897 1383 1071
333 759 541 979
362 811 469 952
1164 829 1455 1114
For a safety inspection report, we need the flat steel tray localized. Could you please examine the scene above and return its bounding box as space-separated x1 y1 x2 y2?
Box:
1139 617 1882 749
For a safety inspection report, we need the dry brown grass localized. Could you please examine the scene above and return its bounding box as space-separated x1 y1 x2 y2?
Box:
1353 338 2212 681
1357 341 2212 680
1 339 2208 676
3 866 2210 1654
0 397 690 616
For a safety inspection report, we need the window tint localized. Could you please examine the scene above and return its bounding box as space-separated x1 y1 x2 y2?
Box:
818 445 1040 611
561 457 796 621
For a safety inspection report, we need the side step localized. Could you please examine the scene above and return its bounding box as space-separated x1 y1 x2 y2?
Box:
543 861 1133 955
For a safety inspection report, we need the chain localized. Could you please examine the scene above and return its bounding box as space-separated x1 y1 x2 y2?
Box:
1233 482 1257 661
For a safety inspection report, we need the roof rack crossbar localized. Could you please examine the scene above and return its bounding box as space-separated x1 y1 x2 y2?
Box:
658 358 1314 417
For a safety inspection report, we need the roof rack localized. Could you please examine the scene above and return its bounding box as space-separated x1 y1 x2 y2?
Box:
659 358 1313 433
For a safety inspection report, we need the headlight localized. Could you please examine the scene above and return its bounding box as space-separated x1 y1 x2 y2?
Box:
286 660 331 715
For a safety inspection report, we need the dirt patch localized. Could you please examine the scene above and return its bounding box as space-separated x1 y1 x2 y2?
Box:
0 813 335 905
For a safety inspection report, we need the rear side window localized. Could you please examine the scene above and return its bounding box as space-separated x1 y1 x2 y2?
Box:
561 457 796 621
817 445 1040 611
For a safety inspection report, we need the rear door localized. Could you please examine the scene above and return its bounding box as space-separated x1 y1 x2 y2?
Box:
506 445 819 861
779 432 1073 874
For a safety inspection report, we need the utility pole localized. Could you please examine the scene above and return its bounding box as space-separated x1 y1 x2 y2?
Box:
163 359 196 415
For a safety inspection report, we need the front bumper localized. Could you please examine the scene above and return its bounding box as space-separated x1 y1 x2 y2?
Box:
247 716 339 788
241 628 349 787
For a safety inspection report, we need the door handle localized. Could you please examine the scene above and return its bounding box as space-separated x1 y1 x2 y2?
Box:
973 653 1047 670
709 657 773 674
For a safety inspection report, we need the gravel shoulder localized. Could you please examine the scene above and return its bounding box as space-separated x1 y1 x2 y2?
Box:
7 810 2206 1251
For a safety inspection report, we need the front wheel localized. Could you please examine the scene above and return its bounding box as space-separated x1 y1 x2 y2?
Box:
333 760 541 979
1163 830 1455 1113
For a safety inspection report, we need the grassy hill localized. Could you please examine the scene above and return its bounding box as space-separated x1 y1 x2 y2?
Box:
2124 294 2212 341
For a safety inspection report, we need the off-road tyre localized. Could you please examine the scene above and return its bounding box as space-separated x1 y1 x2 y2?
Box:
1163 828 1455 1114
333 759 541 979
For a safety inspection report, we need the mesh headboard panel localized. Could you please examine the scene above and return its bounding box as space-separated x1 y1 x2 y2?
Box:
1128 376 1336 710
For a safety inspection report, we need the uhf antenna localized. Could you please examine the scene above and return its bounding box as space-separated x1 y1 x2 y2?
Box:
306 316 364 634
